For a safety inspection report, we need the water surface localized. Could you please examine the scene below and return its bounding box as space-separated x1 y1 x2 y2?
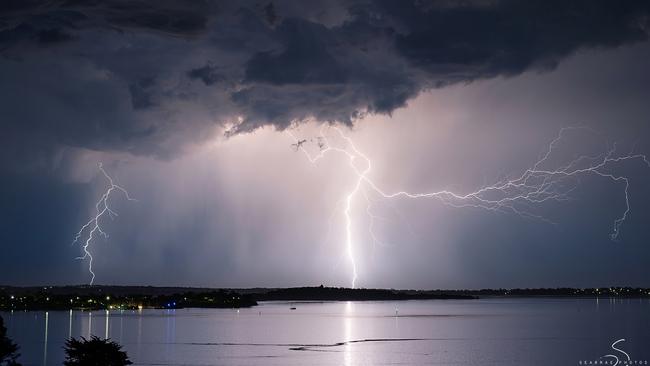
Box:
3 298 650 365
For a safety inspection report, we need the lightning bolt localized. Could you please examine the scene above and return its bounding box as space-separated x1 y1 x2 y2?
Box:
72 163 136 285
289 126 650 288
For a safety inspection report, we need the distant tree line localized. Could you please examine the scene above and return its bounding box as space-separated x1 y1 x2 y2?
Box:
0 289 256 311
2 286 649 312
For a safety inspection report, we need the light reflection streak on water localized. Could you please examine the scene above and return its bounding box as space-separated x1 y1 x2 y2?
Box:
43 312 48 366
68 310 72 339
105 310 110 339
344 301 354 366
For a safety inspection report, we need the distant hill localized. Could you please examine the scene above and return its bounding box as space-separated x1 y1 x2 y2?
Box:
253 286 476 301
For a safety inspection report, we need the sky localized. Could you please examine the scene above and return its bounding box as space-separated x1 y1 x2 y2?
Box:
1 0 650 289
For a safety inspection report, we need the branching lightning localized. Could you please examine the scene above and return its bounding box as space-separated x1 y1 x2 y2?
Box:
72 163 136 285
289 126 650 288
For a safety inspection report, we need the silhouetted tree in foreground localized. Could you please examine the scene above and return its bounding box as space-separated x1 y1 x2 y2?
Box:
64 336 132 366
0 315 20 366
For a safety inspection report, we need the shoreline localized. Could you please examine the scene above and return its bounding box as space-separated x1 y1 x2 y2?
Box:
2 285 649 311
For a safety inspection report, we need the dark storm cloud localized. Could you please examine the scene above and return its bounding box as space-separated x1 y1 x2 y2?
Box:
36 28 74 44
385 1 650 84
244 18 350 86
187 64 225 86
0 0 216 37
129 77 157 109
1 0 649 157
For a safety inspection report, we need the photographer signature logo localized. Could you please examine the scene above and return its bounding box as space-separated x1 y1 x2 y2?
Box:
579 338 648 365
601 339 630 365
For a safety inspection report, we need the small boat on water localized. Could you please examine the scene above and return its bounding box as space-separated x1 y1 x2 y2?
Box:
290 307 297 310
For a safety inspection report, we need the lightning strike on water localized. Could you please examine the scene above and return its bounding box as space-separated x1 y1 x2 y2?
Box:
72 163 136 285
289 126 650 288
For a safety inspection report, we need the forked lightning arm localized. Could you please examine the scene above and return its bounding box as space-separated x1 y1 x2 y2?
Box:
72 163 136 285
289 126 650 288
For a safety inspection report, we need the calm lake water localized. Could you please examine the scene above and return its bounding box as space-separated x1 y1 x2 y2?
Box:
3 298 650 365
